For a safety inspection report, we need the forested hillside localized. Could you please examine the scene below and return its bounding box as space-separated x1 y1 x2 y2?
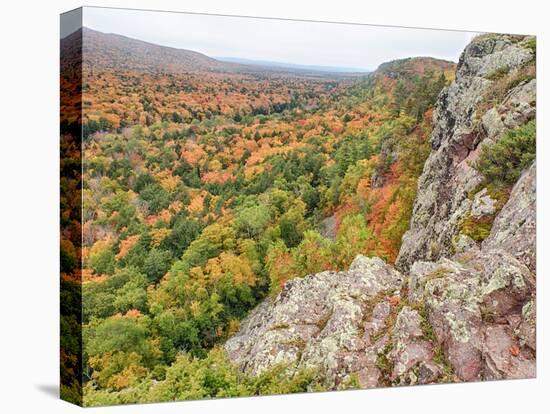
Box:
61 29 534 405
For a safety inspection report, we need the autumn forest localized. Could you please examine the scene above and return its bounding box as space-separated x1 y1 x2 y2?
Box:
61 23 517 406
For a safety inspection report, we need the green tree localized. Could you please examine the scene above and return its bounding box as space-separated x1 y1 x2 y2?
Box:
140 183 170 214
83 267 148 322
162 215 202 256
235 204 271 239
392 80 407 117
182 223 236 268
89 246 115 276
143 249 172 283
475 120 536 186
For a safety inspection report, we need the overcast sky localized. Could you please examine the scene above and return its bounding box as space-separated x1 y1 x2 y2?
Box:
80 6 480 71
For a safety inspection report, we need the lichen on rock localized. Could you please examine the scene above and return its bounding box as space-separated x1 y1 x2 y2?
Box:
224 255 404 388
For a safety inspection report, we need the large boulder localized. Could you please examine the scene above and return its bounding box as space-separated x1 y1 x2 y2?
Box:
225 256 404 388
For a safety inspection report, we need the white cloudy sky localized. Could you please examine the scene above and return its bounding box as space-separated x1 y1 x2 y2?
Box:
81 6 480 71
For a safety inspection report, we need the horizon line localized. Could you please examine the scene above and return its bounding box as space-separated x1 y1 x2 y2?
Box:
63 26 462 74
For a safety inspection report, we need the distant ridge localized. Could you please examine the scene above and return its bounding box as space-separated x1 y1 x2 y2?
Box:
373 56 456 79
65 27 240 73
62 28 368 76
61 28 453 78
216 57 371 74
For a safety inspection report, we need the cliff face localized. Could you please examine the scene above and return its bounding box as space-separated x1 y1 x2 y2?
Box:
225 34 536 389
396 34 535 270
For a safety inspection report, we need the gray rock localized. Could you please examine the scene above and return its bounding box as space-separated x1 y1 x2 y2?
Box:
452 234 479 254
319 214 337 241
480 108 505 140
363 301 391 345
502 77 536 127
517 299 536 351
457 36 533 79
415 258 483 381
470 188 497 218
390 307 435 385
227 244 536 387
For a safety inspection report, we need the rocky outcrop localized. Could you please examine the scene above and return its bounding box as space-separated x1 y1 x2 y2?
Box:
225 256 405 388
226 230 535 388
396 35 536 271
